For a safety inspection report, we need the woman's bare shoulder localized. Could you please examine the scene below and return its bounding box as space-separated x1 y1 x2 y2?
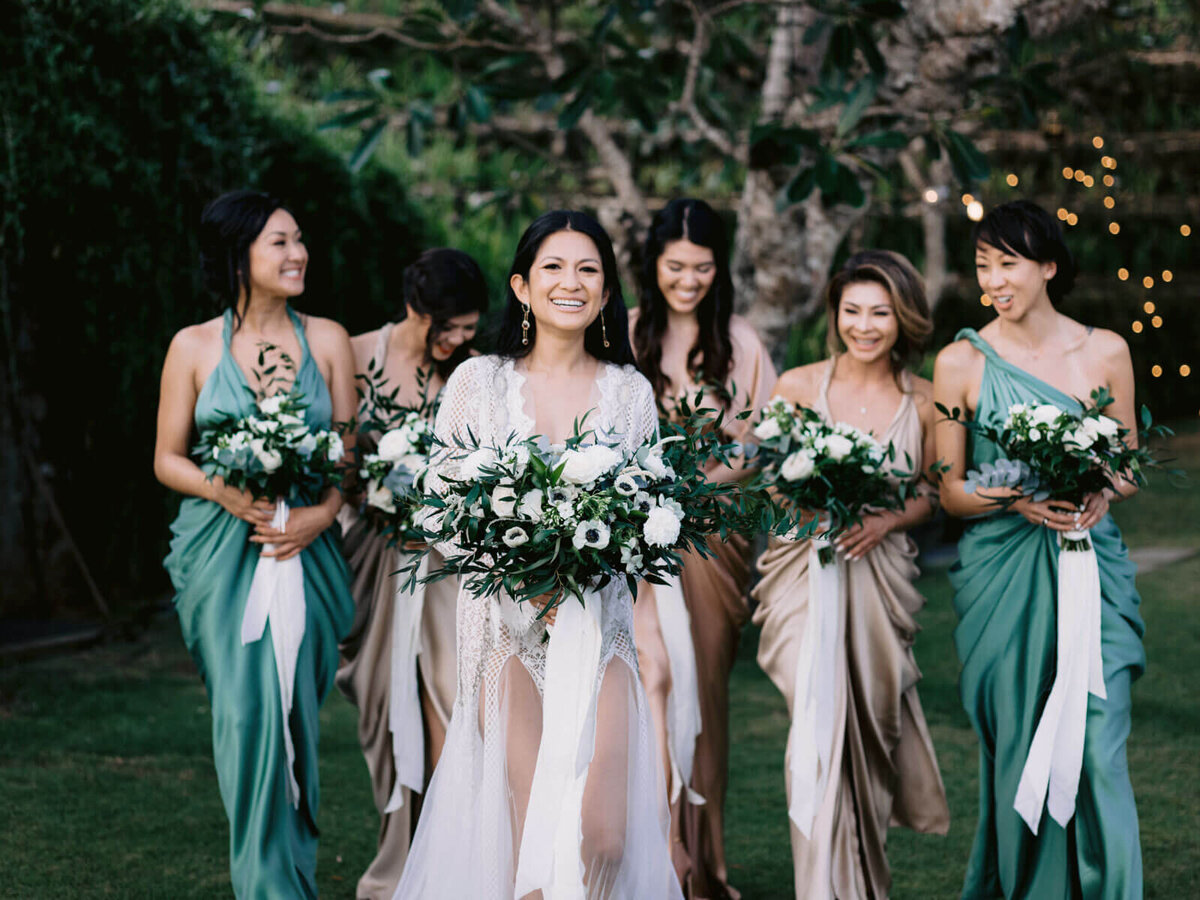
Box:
774 361 826 404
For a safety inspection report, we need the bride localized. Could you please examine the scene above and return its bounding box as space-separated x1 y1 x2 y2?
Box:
393 210 684 900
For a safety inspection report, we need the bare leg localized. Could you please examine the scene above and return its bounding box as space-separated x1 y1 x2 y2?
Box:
482 655 545 900
582 659 635 898
633 584 689 884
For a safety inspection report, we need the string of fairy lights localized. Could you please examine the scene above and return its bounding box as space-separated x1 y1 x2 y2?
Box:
933 134 1194 409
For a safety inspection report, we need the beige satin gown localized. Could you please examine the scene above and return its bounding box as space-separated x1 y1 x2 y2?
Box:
751 359 949 900
631 311 777 900
335 324 459 900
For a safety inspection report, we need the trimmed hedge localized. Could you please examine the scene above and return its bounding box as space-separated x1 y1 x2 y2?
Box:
0 0 431 615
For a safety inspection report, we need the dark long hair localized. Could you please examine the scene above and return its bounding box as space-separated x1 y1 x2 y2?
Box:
199 189 292 331
494 210 635 365
825 249 932 387
633 198 735 403
399 248 489 379
973 199 1077 304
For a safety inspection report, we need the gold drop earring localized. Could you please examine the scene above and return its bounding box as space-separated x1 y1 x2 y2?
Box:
521 303 530 345
601 311 610 348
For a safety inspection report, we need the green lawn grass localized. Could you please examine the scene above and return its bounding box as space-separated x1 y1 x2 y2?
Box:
2 433 1196 898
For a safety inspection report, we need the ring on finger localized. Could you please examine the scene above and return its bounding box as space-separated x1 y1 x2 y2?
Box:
1042 517 1048 526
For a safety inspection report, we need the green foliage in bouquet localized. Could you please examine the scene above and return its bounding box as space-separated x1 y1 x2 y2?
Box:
193 345 345 502
353 362 439 545
413 397 772 616
749 398 924 548
937 386 1172 510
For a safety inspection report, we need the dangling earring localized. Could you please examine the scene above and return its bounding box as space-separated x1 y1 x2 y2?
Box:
601 310 610 348
521 303 530 345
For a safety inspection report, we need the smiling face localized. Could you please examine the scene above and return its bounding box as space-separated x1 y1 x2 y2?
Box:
975 240 1056 319
510 229 607 339
656 238 716 317
836 281 899 364
247 208 307 301
428 311 481 361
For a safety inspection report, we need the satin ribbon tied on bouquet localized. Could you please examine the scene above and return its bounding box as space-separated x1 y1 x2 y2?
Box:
515 588 605 900
1014 527 1106 833
788 523 842 837
654 573 705 806
384 552 429 813
240 498 307 809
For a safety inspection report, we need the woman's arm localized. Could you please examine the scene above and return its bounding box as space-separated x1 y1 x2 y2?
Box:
153 326 274 524
704 322 779 485
933 341 1078 531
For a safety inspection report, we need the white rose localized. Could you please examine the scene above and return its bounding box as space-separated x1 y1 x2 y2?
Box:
395 453 427 476
643 506 682 548
377 428 417 462
502 526 529 548
780 449 816 482
325 433 345 462
459 448 498 480
1030 403 1063 426
296 432 318 458
248 416 279 435
824 434 854 461
555 500 576 522
1093 415 1120 439
229 431 251 452
258 395 285 416
753 417 782 441
573 519 611 550
250 438 283 473
366 481 397 514
518 489 545 522
1028 428 1042 442
1063 426 1093 452
504 444 531 474
491 482 518 518
560 445 623 484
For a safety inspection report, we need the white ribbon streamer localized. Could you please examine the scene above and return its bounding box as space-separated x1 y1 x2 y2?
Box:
1014 528 1106 833
384 552 429 813
240 498 307 809
653 574 705 806
514 589 604 900
787 529 841 837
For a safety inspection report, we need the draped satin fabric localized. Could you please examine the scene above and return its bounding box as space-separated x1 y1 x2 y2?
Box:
751 358 948 900
164 308 354 899
950 329 1144 900
334 323 459 900
629 313 778 900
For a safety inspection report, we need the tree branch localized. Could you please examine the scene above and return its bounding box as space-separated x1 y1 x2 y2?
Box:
676 1 742 160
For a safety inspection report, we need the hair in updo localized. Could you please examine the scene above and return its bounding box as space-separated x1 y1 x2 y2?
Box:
199 189 291 330
973 199 1077 303
825 249 932 382
495 210 635 366
400 248 490 379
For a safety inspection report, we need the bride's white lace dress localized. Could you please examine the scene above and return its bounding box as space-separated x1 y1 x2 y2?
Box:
393 355 684 900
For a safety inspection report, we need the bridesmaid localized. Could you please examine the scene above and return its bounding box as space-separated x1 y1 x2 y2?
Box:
154 190 356 898
629 198 777 898
336 248 489 900
751 250 949 899
934 200 1144 898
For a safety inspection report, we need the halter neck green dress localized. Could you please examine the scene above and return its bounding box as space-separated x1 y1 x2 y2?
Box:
164 308 354 899
950 329 1144 899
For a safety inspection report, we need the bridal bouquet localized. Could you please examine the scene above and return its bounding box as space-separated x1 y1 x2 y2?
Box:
416 413 754 613
195 390 345 500
939 387 1163 550
752 398 914 559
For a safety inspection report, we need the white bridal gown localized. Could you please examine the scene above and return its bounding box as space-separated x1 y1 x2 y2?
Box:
393 355 684 900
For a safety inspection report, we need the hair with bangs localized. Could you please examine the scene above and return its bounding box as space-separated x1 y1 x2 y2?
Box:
400 248 489 379
972 199 1076 303
825 249 932 384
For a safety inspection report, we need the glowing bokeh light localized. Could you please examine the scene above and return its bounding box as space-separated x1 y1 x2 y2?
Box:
1143 276 1154 289
1118 268 1129 280
1152 365 1163 377
967 201 984 221
1093 136 1105 149
1109 222 1121 235
1163 269 1174 282
1131 321 1144 333
1104 196 1115 209
1006 173 1019 187
1144 301 1156 314
1152 315 1163 328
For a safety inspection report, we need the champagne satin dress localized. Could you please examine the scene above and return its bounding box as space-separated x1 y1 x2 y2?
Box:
752 358 949 899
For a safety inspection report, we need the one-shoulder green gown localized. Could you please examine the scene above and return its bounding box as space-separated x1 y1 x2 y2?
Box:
164 308 354 899
950 329 1144 899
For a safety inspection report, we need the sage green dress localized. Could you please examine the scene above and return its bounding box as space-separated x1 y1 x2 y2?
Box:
950 329 1144 899
164 308 354 899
